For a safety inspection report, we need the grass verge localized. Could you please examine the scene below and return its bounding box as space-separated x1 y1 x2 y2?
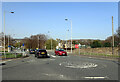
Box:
74 52 120 58
2 53 23 59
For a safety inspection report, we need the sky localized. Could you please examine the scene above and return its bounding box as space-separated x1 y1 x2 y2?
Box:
1 2 118 40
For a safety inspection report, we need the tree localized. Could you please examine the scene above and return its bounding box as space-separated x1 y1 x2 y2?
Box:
0 32 14 48
23 34 47 49
91 40 102 48
103 41 111 47
45 39 57 50
105 34 119 47
73 41 76 45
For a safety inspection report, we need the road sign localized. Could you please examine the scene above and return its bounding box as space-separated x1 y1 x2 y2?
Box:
75 44 79 48
8 45 11 47
79 43 81 46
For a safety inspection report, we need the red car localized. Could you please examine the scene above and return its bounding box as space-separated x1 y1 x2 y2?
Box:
55 49 67 56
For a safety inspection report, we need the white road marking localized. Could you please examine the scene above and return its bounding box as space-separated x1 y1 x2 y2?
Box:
59 75 64 78
59 63 62 66
83 76 108 79
43 73 64 78
51 55 56 58
89 57 92 58
60 62 98 69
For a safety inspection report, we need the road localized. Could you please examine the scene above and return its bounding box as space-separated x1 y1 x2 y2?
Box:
2 51 119 80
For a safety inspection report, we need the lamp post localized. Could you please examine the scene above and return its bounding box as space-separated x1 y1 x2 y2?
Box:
3 11 6 59
3 11 14 58
65 18 72 53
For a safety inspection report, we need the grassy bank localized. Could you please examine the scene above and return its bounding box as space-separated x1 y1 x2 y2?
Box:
74 52 120 58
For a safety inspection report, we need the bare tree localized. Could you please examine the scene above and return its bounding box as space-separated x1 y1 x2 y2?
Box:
23 34 47 49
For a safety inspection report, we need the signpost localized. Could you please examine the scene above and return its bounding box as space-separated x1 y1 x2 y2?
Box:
22 43 24 57
8 45 11 52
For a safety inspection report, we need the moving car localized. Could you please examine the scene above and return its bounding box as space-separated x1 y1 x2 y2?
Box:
55 49 67 56
35 49 48 58
29 49 36 54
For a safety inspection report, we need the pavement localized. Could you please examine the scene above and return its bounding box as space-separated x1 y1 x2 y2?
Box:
1 50 119 80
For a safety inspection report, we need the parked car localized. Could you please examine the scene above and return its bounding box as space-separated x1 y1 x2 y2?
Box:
29 49 36 54
35 49 48 58
55 49 67 56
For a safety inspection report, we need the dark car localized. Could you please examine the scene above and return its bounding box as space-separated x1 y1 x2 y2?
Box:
35 49 47 58
55 49 67 56
29 49 36 54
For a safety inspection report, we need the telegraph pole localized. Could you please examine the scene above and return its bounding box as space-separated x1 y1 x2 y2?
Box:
71 20 72 53
112 16 114 55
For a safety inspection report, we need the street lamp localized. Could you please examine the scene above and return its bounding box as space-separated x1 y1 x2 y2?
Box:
65 18 72 53
3 11 14 58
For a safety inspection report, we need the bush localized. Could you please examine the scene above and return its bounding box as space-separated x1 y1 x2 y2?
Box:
91 40 102 48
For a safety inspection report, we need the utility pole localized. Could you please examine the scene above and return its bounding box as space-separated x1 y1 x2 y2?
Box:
71 20 72 53
112 16 114 55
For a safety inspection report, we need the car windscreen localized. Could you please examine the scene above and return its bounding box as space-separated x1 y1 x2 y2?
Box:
59 49 64 51
38 50 46 52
